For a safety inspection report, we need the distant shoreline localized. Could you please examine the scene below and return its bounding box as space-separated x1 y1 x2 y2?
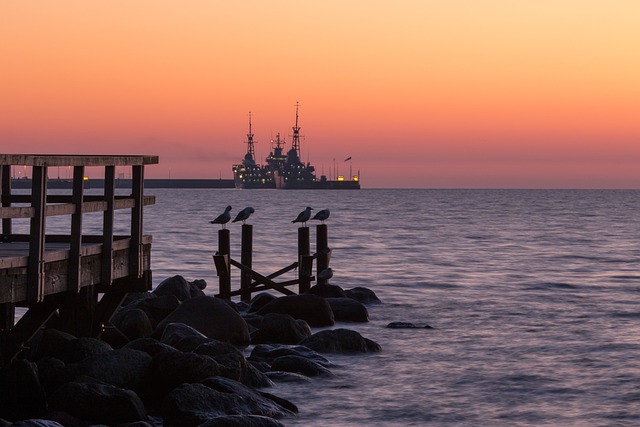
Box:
10 178 235 189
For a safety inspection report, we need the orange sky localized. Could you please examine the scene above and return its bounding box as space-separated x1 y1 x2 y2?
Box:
1 1 639 188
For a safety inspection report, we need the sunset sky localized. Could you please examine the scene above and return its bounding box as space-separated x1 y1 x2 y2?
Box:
1 1 639 188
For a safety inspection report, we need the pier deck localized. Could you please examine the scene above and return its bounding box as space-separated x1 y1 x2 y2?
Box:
0 154 158 363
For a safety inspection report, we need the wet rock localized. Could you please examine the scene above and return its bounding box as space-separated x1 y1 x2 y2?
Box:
10 420 65 427
152 275 205 301
126 295 181 327
142 349 220 402
265 371 313 383
257 294 334 327
386 322 433 329
249 344 331 367
52 337 113 364
306 283 347 298
157 322 209 349
300 328 381 354
326 297 369 322
247 293 278 313
0 359 47 421
344 286 381 304
251 313 312 345
270 355 332 377
66 348 152 390
112 309 154 340
155 296 250 346
48 377 147 425
161 378 294 427
124 337 178 357
193 340 247 381
24 329 75 362
97 325 130 349
198 415 286 427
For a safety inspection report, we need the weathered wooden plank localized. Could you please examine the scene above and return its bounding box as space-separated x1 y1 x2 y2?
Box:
69 166 84 293
28 166 47 303
1 165 11 235
102 165 115 286
0 196 155 220
0 154 159 167
130 165 143 278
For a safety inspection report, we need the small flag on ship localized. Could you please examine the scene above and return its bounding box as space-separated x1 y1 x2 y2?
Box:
344 157 352 161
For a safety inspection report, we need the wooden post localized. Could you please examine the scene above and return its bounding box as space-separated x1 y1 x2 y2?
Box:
69 165 84 293
217 229 231 299
130 165 144 278
240 224 253 302
0 165 11 236
101 165 115 286
28 165 47 303
298 227 311 293
316 224 330 285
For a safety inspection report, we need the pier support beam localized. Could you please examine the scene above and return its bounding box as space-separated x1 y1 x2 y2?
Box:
298 227 311 293
240 224 253 302
316 224 331 285
215 229 231 299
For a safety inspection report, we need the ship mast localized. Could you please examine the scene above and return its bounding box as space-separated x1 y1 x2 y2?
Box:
245 112 256 160
291 102 302 158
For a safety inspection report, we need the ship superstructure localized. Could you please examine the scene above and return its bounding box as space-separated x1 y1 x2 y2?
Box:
232 104 360 189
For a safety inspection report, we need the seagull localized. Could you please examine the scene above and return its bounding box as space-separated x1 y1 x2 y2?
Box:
318 267 333 281
312 209 330 224
232 207 255 224
210 205 232 228
292 207 313 226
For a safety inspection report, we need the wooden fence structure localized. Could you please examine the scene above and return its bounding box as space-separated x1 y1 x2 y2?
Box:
213 223 331 301
0 154 157 363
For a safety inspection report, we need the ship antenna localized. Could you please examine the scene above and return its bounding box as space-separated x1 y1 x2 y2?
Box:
246 112 256 159
291 101 303 158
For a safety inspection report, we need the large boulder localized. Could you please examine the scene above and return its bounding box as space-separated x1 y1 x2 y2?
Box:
47 377 147 425
24 329 75 362
152 275 206 301
306 284 347 298
0 359 47 421
300 329 381 353
141 349 221 402
344 287 381 304
198 415 286 427
270 355 332 377
66 348 152 390
111 308 154 340
155 296 250 346
251 313 311 345
249 344 331 367
326 298 369 322
247 293 278 313
161 378 295 427
51 337 112 364
127 294 181 327
124 337 178 357
193 340 248 381
257 294 334 327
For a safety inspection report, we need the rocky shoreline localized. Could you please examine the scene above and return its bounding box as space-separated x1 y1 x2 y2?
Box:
0 275 382 426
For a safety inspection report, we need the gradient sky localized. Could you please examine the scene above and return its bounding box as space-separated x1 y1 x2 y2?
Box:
1 1 639 188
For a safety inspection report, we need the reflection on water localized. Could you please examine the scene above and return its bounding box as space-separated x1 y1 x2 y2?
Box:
16 189 640 425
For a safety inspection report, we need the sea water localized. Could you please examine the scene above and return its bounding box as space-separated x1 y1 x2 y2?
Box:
32 189 640 426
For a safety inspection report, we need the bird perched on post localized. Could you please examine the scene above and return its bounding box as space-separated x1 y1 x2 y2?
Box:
210 205 232 228
232 207 255 224
292 207 313 226
312 209 330 224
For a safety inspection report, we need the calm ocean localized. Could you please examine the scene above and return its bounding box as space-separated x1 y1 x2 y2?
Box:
39 189 640 425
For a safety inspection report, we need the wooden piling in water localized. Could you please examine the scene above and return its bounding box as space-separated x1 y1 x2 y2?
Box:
216 229 231 299
240 224 253 302
298 227 311 293
316 224 331 285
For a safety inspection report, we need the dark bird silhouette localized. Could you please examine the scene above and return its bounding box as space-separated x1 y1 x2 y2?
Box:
292 207 313 226
232 207 255 224
210 205 232 228
312 209 330 224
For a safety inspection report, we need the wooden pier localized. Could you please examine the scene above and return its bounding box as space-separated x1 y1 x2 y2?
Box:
0 154 158 363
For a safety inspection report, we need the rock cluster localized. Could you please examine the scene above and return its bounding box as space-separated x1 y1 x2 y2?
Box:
0 275 381 426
